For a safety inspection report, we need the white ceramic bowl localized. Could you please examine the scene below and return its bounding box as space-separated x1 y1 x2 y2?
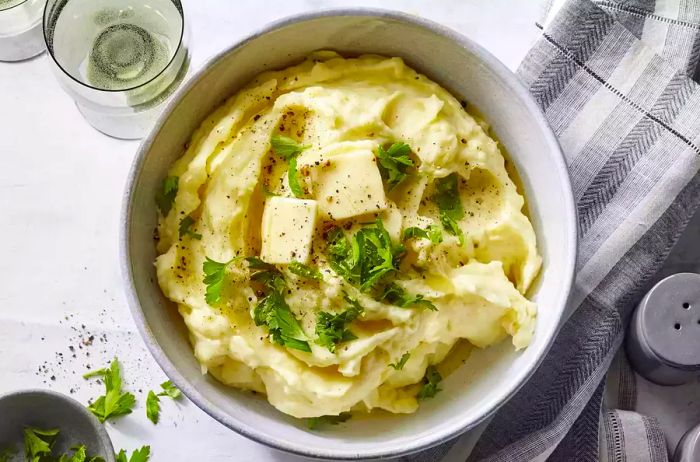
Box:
122 9 577 460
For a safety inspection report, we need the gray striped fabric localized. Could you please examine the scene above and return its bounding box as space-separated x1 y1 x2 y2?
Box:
407 0 700 460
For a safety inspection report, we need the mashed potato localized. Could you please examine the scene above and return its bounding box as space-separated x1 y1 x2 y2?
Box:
154 52 541 419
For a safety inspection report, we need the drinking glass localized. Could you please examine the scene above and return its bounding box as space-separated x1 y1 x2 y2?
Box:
43 0 189 139
0 0 46 61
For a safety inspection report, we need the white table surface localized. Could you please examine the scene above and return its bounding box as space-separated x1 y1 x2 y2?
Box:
1 1 698 460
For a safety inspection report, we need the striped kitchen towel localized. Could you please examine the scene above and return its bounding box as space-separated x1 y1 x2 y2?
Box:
407 0 700 460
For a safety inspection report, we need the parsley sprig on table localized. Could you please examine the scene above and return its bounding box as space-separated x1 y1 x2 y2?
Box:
271 135 309 198
315 296 364 352
83 359 136 423
389 352 411 370
328 220 405 292
249 257 311 352
382 283 437 311
115 446 150 462
146 380 182 424
434 173 466 246
417 366 443 400
155 176 179 216
376 142 415 190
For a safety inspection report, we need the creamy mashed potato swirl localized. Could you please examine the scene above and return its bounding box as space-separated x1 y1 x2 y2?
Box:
155 52 541 419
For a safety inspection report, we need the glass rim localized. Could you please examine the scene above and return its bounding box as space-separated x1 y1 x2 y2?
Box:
0 0 30 13
42 0 186 93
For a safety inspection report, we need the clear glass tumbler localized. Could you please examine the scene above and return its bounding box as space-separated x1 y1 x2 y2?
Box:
0 0 46 61
43 0 189 139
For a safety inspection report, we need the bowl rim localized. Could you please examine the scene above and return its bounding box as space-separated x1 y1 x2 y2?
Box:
121 7 577 460
0 389 116 462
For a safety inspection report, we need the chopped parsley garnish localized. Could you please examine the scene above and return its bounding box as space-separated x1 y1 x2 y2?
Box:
24 427 58 462
84 359 136 423
158 380 182 399
288 261 322 280
249 258 311 352
115 446 150 462
434 173 465 245
178 215 202 240
0 447 15 462
145 380 182 425
389 352 411 370
203 256 237 305
417 366 442 400
155 176 179 216
306 412 352 430
382 283 437 311
328 220 405 292
402 225 443 244
376 142 414 190
271 135 309 198
146 391 159 424
315 297 364 352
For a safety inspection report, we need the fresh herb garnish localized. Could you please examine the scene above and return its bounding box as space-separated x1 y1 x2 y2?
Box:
178 215 202 240
434 174 465 246
158 380 182 399
0 447 15 462
203 256 237 305
306 412 352 430
115 446 150 462
271 135 309 198
315 296 364 352
402 225 443 244
376 142 414 190
417 366 442 400
288 261 322 280
57 445 104 462
155 176 179 216
84 359 136 423
249 259 311 352
328 220 405 292
24 427 58 462
389 352 411 370
146 391 160 424
381 283 437 311
145 381 182 425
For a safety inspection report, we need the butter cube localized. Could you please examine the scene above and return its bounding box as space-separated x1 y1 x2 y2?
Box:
260 197 318 264
310 150 387 220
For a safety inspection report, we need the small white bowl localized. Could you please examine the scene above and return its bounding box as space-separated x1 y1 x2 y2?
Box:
121 9 577 460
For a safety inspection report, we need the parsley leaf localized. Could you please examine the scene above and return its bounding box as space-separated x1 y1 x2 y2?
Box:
158 380 182 399
402 225 443 244
84 359 136 423
146 391 160 424
434 174 465 246
389 352 411 370
155 176 179 216
306 412 352 430
271 135 309 198
271 135 310 159
254 292 311 352
328 220 405 292
417 366 442 400
23 427 58 462
288 261 322 280
376 142 414 190
382 283 437 311
178 216 202 240
0 446 16 462
115 446 150 462
203 256 236 305
315 297 364 352
57 445 94 462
